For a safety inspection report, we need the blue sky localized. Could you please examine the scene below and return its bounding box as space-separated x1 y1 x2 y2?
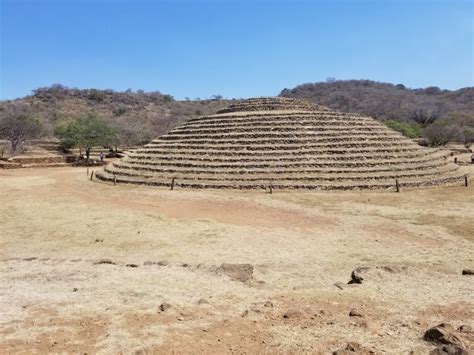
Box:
0 0 472 100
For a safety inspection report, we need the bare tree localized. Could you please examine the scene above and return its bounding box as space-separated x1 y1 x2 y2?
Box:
0 102 43 154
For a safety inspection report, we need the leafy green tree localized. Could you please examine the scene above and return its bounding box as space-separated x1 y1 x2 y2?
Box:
55 114 118 161
384 120 421 138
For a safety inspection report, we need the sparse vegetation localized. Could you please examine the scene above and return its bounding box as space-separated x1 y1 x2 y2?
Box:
1 81 473 147
280 80 474 142
0 102 43 154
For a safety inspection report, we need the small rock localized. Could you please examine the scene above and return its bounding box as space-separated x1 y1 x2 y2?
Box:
424 323 466 349
159 302 172 312
241 310 249 317
461 269 474 275
197 298 209 305
332 341 375 354
93 238 103 243
143 261 157 266
217 263 254 283
126 263 139 268
181 263 190 268
429 345 469 355
264 301 274 308
345 342 363 351
23 257 37 261
349 309 363 317
72 287 78 292
282 309 304 319
93 259 116 265
457 325 472 333
348 267 370 284
157 261 169 266
334 282 346 290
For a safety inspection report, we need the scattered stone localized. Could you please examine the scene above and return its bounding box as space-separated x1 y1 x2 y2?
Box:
348 265 407 284
332 341 375 354
70 259 82 262
429 345 469 355
217 263 253 283
424 323 466 349
282 309 304 319
93 259 116 265
348 267 370 284
461 269 474 275
349 309 363 317
181 263 190 268
126 263 139 268
157 261 169 266
264 301 274 308
72 287 78 292
334 282 346 290
159 302 172 312
241 310 249 317
143 261 157 266
92 238 103 243
197 298 209 305
458 325 472 333
23 257 37 261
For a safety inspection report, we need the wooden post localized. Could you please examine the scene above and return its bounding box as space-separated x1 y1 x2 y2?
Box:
395 179 400 193
90 170 94 181
87 167 89 176
269 179 273 194
170 177 175 190
113 173 117 186
465 175 469 187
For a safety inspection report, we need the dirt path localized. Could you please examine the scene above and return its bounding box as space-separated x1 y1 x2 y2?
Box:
0 167 473 353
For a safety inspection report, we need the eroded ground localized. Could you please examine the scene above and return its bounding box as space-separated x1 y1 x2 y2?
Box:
0 166 473 354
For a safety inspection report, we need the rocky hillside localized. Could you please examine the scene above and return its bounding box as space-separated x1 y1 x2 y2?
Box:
280 80 474 124
2 80 473 146
15 85 232 146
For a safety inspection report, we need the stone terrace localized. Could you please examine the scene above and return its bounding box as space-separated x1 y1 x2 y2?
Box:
96 97 466 190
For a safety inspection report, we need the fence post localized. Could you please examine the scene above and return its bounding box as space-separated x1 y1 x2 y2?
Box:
269 179 273 194
90 170 94 181
465 175 469 187
170 177 175 191
87 167 89 176
113 173 117 186
395 179 400 193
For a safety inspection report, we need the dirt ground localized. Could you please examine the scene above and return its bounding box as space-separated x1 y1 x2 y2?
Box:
0 166 473 354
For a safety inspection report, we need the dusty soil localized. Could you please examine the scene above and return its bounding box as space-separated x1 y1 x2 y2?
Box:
0 166 473 354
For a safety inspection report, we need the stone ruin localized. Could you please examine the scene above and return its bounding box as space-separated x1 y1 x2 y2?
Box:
96 97 466 190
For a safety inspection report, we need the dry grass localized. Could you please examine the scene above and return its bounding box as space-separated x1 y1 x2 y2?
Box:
0 166 473 354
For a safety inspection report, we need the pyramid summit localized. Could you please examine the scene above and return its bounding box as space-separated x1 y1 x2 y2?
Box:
96 97 465 190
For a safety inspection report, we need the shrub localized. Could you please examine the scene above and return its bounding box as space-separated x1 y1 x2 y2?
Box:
422 121 462 146
0 102 43 154
384 120 421 138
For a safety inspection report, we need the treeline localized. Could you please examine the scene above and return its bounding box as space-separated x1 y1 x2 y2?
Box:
280 79 474 145
1 81 473 155
4 84 232 149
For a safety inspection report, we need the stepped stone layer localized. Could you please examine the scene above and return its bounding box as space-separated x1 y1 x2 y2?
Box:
96 97 466 190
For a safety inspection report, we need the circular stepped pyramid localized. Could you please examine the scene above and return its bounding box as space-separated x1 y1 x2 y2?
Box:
96 97 466 190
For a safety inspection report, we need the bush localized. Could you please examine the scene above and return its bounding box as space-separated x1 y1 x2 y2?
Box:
384 120 421 138
0 102 43 153
422 121 462 146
